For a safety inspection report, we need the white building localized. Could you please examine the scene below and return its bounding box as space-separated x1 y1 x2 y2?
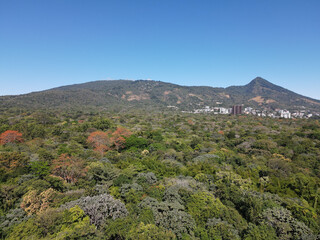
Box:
279 110 291 119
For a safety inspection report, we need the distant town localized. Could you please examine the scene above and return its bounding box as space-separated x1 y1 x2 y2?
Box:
173 105 320 119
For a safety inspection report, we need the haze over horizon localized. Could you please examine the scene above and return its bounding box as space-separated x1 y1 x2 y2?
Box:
1 0 319 99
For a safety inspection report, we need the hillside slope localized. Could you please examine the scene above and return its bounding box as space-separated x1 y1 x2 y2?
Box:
0 77 319 112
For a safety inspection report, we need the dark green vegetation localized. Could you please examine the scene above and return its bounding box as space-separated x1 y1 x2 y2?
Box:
1 77 320 113
1 109 320 239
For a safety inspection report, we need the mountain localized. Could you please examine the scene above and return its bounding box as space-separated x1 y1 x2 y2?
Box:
224 77 320 110
1 77 319 113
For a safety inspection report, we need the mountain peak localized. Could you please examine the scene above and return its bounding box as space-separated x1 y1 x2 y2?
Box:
245 77 278 90
249 77 271 85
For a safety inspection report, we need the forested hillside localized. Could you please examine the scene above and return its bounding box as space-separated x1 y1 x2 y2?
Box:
1 78 320 112
1 110 320 239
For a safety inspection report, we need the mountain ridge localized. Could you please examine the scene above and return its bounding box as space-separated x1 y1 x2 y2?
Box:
1 77 319 113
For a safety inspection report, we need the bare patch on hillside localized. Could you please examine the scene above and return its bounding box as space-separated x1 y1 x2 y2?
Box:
188 93 204 101
303 98 320 105
219 93 230 98
250 96 264 103
266 99 276 104
126 94 150 101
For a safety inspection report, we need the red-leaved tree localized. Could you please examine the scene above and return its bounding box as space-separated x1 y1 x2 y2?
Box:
0 130 23 145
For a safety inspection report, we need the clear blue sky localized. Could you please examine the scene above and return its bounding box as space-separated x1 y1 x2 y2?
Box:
1 0 319 99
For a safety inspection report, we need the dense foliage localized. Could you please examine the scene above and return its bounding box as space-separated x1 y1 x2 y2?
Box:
1 110 320 239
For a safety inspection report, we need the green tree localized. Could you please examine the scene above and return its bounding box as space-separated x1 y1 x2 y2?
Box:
128 222 176 240
30 161 50 178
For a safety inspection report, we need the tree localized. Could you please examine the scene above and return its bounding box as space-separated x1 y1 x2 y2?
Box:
112 127 132 138
0 208 29 238
0 130 23 145
6 218 42 240
20 188 59 215
7 206 96 240
62 194 128 227
54 206 96 239
125 135 149 150
87 131 111 154
206 218 240 240
244 223 277 240
259 207 315 239
139 197 195 238
186 191 247 231
87 127 132 153
112 127 132 151
0 152 28 175
51 154 87 184
30 161 50 179
92 118 112 131
128 222 176 240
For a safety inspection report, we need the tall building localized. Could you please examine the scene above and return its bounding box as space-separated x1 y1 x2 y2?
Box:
232 105 242 115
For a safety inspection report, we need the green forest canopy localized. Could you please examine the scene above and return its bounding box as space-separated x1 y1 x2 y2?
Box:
1 110 320 239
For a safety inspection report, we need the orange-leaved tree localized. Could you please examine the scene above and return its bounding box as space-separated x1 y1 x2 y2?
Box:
87 127 132 153
0 130 23 145
51 154 87 184
111 127 132 150
87 131 112 154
